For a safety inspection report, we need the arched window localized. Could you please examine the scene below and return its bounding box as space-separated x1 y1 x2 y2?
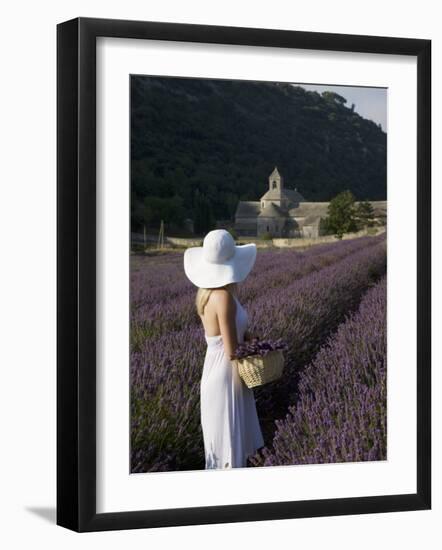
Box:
272 180 277 189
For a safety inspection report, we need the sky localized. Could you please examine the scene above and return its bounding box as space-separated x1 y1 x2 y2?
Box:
294 83 388 132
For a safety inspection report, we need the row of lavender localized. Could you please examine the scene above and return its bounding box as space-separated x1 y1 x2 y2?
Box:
130 235 383 348
130 235 386 472
131 236 378 309
248 235 386 434
250 274 387 466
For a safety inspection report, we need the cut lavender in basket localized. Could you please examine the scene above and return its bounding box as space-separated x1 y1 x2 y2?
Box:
234 337 288 360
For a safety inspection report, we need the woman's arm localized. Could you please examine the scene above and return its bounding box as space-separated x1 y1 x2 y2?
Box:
214 290 239 360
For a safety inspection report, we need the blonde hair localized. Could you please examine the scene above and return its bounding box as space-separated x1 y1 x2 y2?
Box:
196 283 238 316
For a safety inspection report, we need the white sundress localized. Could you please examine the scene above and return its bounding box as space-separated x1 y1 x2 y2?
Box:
200 294 265 469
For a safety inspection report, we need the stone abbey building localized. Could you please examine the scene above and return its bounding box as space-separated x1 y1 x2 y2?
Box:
234 167 386 238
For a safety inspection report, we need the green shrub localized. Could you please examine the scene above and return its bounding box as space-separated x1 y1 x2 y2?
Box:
227 227 238 240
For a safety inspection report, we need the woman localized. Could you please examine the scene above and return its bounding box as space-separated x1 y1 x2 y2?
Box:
184 229 264 469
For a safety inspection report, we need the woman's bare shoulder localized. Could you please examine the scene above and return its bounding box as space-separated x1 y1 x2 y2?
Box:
208 288 235 312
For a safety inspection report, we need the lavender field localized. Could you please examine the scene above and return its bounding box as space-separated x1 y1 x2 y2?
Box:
130 233 387 472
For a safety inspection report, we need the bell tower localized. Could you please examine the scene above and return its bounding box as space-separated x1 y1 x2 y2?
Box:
269 166 283 191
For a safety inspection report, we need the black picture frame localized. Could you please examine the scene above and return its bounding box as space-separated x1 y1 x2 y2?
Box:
57 16 431 532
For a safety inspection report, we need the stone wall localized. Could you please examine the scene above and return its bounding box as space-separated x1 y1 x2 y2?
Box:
272 227 385 248
235 218 257 236
301 225 320 239
132 227 385 251
165 236 203 247
257 217 284 237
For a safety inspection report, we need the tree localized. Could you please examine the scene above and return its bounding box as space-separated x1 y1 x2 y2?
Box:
321 91 347 106
130 76 387 230
141 195 186 230
355 200 375 229
193 190 215 235
324 190 358 239
227 227 238 240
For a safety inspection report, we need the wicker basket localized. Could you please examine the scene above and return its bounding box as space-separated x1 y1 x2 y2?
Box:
233 349 285 389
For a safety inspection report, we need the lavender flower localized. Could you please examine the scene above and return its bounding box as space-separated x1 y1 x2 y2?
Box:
249 275 387 467
130 233 387 472
234 338 288 360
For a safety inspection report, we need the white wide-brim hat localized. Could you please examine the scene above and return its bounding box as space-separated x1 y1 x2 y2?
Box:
184 229 257 288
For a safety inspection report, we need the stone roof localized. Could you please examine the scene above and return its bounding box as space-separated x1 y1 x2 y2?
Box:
269 166 281 180
357 201 387 217
236 198 386 221
284 188 306 203
258 202 288 218
355 200 387 207
260 187 306 203
235 201 261 218
289 202 330 218
260 188 281 201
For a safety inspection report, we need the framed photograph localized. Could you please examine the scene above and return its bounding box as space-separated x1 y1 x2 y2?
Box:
57 17 431 532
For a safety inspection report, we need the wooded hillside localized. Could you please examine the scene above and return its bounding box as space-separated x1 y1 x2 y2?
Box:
131 76 387 233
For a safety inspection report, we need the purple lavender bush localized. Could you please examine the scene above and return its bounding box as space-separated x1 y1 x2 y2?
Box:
249 275 387 467
130 234 384 346
249 236 387 429
131 326 206 472
130 233 387 471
